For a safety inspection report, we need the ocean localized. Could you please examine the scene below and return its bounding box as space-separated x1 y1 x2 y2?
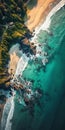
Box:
11 5 65 130
1 3 65 130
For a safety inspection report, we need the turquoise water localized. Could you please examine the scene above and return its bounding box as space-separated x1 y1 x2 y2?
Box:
12 6 65 130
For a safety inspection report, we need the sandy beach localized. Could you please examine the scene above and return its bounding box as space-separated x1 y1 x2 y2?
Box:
26 0 61 31
8 0 65 77
8 52 20 76
30 0 65 42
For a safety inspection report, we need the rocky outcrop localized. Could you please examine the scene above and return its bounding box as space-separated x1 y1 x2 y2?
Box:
0 0 32 85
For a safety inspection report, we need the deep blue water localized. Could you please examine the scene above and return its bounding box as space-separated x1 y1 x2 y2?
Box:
11 6 65 130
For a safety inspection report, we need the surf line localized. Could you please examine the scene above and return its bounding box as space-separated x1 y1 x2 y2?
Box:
31 0 65 42
5 96 14 130
1 96 14 130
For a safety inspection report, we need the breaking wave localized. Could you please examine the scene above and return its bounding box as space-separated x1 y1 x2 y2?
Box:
1 97 14 130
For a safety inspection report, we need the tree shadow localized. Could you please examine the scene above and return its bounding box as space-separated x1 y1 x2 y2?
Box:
27 0 38 10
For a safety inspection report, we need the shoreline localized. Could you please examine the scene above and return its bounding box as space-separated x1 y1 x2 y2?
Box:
30 0 65 42
8 0 65 80
1 96 14 130
0 1 65 129
26 0 62 31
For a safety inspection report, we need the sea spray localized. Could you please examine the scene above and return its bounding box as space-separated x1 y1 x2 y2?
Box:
1 99 11 130
31 0 65 42
9 43 29 84
28 0 65 65
15 54 29 76
9 43 20 54
9 43 23 57
5 97 14 130
1 97 14 130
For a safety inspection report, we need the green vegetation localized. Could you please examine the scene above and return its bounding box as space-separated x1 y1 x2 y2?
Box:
26 0 37 10
0 0 30 84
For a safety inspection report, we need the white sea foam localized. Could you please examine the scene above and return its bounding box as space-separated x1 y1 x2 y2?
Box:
31 0 65 42
5 97 14 130
1 97 14 130
14 53 29 76
9 43 20 54
9 43 23 57
9 43 29 83
10 0 65 76
29 0 65 65
10 53 29 84
9 0 65 80
1 2 65 130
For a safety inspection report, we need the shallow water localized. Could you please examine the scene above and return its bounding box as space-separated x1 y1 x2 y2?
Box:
10 6 65 130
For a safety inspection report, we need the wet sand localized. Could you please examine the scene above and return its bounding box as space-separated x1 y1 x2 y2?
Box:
8 0 63 76
26 0 61 31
